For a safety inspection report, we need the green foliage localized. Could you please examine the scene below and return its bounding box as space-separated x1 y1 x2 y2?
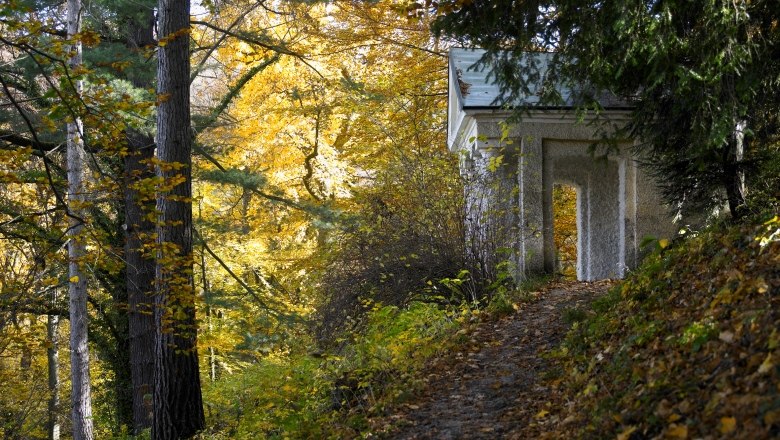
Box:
562 306 587 326
202 301 459 438
201 355 324 439
431 0 780 218
484 272 552 318
200 168 268 191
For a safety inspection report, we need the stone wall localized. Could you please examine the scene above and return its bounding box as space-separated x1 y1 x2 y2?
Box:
457 113 677 282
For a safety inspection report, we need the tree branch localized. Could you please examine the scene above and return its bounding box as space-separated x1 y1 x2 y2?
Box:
193 54 280 130
190 20 324 78
0 130 60 152
194 229 281 316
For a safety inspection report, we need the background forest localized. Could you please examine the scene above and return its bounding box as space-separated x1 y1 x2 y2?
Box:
0 0 472 438
0 0 778 439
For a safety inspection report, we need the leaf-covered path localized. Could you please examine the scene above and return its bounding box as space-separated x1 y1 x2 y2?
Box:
384 280 613 439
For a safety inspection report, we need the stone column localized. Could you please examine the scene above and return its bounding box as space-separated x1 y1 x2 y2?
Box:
622 155 639 272
578 175 592 281
617 157 627 278
635 165 677 259
542 143 555 273
587 159 621 279
518 135 545 277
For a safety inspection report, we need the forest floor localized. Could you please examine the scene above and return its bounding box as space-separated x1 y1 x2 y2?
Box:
380 280 614 439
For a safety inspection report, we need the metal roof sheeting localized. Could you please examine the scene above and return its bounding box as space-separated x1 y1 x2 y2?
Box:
449 48 628 110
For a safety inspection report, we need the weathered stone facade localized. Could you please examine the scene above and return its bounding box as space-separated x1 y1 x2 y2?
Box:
449 49 677 281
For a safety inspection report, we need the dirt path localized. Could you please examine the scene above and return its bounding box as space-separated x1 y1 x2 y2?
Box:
384 281 612 439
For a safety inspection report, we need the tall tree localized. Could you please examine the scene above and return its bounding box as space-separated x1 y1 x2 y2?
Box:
125 130 156 434
118 3 158 432
153 0 205 438
47 289 61 440
66 0 94 438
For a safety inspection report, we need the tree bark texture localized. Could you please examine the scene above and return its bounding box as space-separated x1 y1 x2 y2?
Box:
47 290 61 440
153 0 205 438
724 120 748 219
123 8 157 434
125 131 156 433
199 241 217 382
66 0 94 438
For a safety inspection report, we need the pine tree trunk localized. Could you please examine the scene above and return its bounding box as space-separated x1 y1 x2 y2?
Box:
153 0 205 438
123 9 157 434
125 131 156 433
47 290 60 440
66 0 94 438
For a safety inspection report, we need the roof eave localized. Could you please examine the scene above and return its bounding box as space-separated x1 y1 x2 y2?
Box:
462 104 635 111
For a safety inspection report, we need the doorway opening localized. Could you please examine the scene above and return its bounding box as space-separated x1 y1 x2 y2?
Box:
553 183 578 279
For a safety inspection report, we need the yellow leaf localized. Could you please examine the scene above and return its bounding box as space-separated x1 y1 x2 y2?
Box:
659 238 670 249
764 409 780 426
758 353 773 374
719 417 736 434
769 329 779 350
69 276 79 283
667 413 681 423
666 424 688 438
616 426 637 440
43 277 59 286
534 409 549 419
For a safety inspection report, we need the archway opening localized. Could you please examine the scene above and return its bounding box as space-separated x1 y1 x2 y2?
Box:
553 183 578 279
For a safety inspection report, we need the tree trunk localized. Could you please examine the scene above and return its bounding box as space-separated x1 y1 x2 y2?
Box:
199 236 217 382
66 0 94 438
47 290 61 440
724 120 748 219
123 7 157 434
125 131 156 433
153 0 205 438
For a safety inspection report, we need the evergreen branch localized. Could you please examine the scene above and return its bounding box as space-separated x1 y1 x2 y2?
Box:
193 54 280 130
194 229 282 317
190 20 324 78
0 76 78 228
193 144 305 210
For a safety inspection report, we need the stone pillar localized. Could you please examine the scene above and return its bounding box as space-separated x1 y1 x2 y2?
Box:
617 157 627 278
518 136 545 277
463 140 520 280
623 156 639 271
580 175 592 280
542 145 555 273
587 159 621 279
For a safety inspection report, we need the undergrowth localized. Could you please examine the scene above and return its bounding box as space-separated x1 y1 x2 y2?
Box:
200 302 467 438
200 271 548 439
541 215 780 439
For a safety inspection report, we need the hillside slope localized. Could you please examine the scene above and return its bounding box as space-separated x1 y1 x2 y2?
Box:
540 216 780 439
